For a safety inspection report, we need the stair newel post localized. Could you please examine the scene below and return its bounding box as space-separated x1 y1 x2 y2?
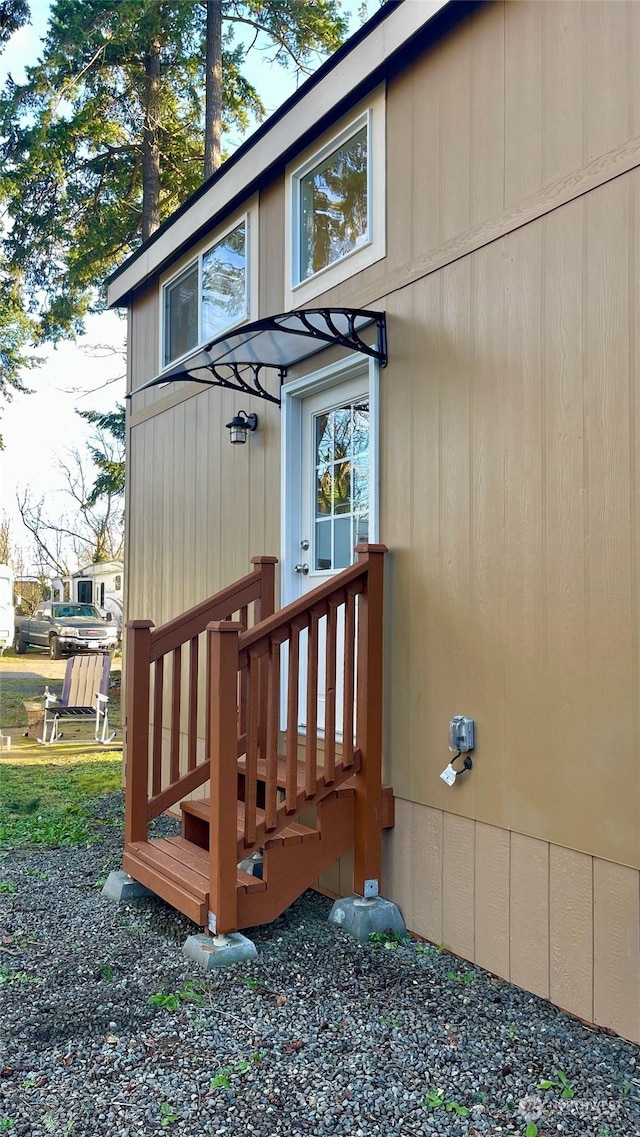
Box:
251 555 277 623
125 619 154 846
251 556 277 760
206 620 242 936
353 544 388 897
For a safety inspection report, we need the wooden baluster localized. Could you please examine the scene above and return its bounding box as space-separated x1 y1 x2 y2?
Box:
125 619 154 846
187 635 198 771
206 620 241 936
353 545 387 897
152 655 164 797
170 645 181 784
305 608 319 798
244 649 260 847
251 556 277 762
324 600 337 785
286 622 300 812
238 605 249 743
342 587 356 765
265 635 280 829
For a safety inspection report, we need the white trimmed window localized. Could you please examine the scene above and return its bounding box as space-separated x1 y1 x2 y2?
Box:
286 89 385 304
162 217 249 368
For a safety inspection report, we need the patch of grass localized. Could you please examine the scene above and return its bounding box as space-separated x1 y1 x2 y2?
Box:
0 659 121 735
0 747 122 849
0 881 16 894
0 677 51 729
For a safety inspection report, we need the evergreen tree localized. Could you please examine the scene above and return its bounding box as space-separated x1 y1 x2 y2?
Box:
0 0 29 51
76 404 126 507
0 0 347 353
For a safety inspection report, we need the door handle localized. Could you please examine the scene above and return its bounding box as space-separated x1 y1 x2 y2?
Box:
294 563 309 575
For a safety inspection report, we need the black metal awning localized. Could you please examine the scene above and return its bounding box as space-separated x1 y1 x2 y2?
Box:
126 308 387 407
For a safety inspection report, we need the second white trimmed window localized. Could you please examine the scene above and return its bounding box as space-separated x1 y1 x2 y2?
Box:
162 219 248 368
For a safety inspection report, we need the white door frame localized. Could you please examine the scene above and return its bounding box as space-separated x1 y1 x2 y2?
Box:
280 353 380 610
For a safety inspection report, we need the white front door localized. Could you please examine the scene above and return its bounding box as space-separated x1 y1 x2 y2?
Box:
282 357 379 734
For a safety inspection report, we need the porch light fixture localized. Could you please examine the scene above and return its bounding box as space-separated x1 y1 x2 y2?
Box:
226 410 258 444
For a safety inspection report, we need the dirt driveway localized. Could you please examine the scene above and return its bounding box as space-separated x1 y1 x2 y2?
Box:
0 651 70 682
1 648 121 682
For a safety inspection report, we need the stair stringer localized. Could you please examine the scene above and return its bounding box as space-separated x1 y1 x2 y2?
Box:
236 788 355 929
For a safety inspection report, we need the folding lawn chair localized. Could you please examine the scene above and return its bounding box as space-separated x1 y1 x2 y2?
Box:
38 654 116 745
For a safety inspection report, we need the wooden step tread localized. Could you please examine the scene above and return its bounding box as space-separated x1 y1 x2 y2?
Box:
128 837 209 898
265 821 319 848
125 838 267 896
181 797 266 834
237 751 359 791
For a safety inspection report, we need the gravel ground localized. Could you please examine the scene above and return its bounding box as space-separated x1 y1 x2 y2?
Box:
0 794 638 1137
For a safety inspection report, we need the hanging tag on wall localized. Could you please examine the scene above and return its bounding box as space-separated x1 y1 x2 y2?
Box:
439 763 457 786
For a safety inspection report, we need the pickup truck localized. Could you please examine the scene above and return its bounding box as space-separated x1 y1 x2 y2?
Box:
15 602 120 659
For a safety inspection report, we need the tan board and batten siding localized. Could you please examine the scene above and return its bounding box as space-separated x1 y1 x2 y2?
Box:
122 1 640 1043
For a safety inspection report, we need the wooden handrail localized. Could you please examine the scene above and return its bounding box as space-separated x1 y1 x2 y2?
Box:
237 550 384 658
124 556 277 840
149 563 275 661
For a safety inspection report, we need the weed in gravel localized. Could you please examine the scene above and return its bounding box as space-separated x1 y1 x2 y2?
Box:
0 1120 16 1134
420 1089 469 1116
159 1103 179 1127
149 979 202 1010
368 927 407 949
210 1058 254 1089
536 1069 575 1100
43 1117 73 1135
0 881 15 894
0 965 43 986
445 968 475 986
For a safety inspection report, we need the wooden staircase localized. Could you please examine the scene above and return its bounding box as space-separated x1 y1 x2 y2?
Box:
123 547 391 936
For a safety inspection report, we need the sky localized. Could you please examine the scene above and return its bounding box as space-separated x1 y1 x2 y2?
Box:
0 0 370 574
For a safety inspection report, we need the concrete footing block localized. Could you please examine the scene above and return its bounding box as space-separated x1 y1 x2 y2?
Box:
328 895 407 945
183 932 258 970
101 869 154 902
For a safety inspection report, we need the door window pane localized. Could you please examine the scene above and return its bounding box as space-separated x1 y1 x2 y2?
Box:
334 517 352 570
300 126 368 281
313 399 369 571
163 263 198 365
202 222 247 340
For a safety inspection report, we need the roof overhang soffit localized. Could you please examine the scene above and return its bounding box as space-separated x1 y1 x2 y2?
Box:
126 308 388 407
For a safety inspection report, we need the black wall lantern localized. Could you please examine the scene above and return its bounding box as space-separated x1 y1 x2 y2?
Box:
226 410 258 445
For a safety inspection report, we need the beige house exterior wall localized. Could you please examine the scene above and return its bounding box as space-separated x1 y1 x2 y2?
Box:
122 1 640 1042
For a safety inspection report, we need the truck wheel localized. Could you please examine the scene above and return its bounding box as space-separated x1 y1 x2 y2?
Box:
15 634 27 655
49 635 62 660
